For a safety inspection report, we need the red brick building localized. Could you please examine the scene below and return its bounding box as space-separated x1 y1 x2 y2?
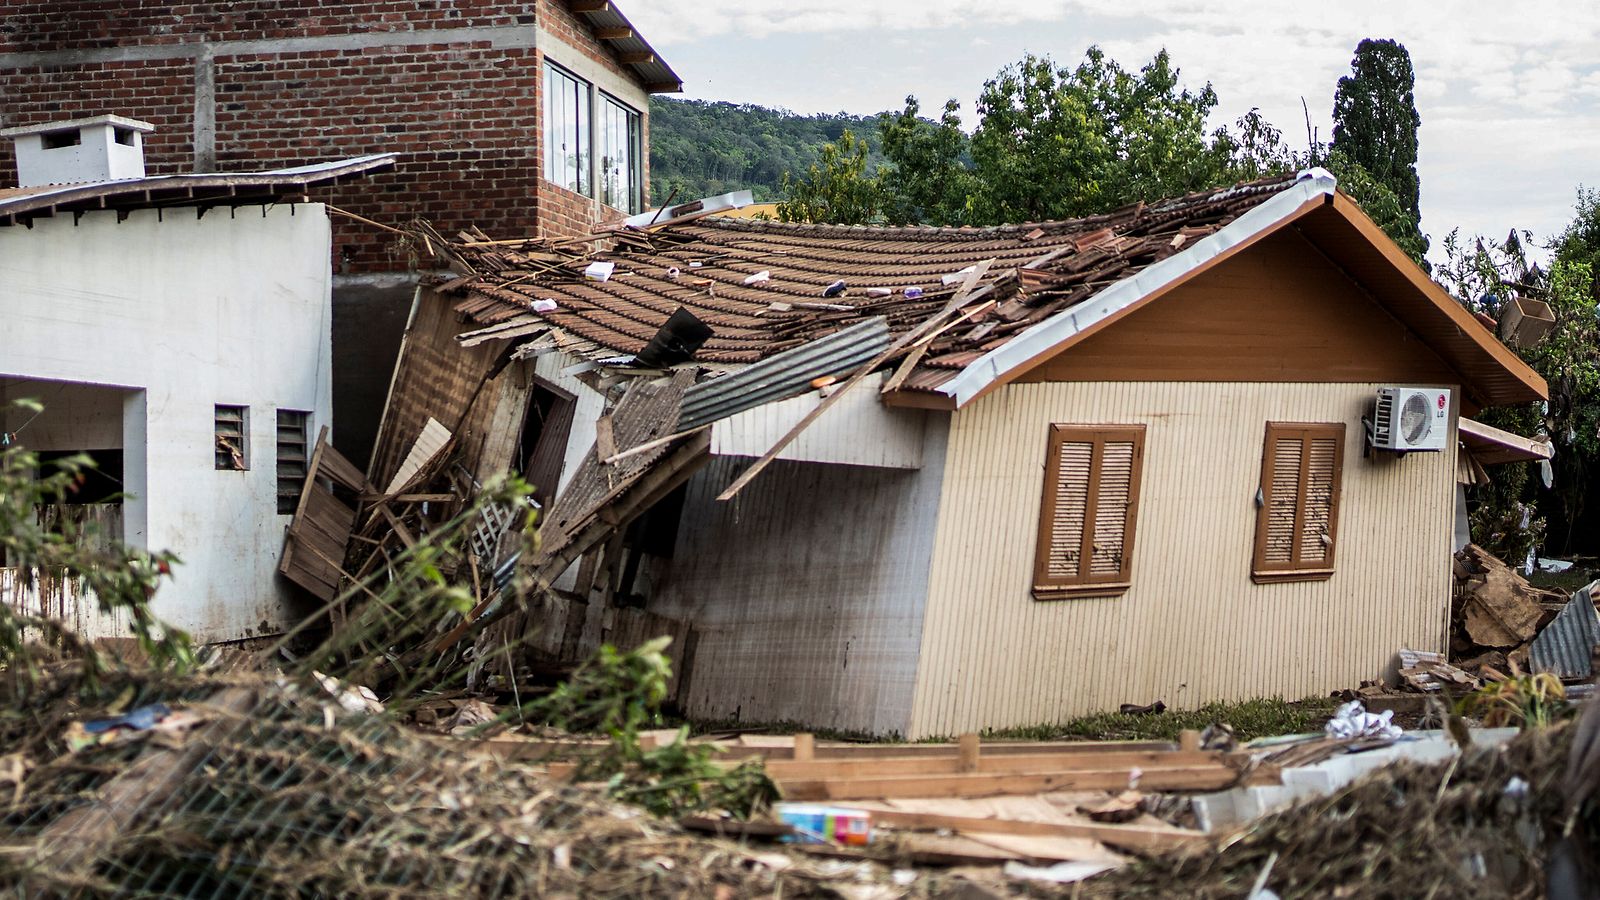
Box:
0 0 680 463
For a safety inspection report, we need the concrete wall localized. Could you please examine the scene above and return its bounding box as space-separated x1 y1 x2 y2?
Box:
909 380 1458 738
648 416 950 737
0 203 333 642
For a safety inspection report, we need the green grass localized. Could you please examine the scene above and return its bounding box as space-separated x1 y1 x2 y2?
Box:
682 696 1342 746
980 696 1342 745
1525 566 1595 593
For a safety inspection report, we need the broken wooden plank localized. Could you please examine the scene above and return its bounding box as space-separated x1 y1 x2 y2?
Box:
841 804 1207 853
761 750 1222 781
778 765 1263 801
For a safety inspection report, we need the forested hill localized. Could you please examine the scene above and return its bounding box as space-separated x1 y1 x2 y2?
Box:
648 97 885 206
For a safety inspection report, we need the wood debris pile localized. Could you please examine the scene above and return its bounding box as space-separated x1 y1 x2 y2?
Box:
462 729 1276 878
1443 544 1577 685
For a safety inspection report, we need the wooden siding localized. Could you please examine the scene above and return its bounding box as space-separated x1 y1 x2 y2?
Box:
648 419 950 737
908 381 1456 738
1015 229 1462 386
368 288 512 489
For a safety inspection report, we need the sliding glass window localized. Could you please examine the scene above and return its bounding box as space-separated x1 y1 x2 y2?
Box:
544 62 589 195
599 94 642 214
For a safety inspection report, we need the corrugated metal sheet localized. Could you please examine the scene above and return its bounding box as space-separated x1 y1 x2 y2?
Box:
1530 583 1600 679
678 317 889 430
647 419 950 736
0 154 395 227
908 380 1457 738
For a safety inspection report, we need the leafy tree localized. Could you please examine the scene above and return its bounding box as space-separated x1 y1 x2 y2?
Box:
877 96 975 226
776 129 884 224
1437 212 1600 556
1330 39 1426 255
648 98 886 206
966 49 1237 223
1225 108 1295 181
1320 150 1430 267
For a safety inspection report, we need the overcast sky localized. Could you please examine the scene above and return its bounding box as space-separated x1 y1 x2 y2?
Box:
627 1 1600 264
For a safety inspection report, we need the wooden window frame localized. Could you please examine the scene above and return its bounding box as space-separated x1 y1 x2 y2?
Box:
1032 424 1146 601
1252 422 1346 584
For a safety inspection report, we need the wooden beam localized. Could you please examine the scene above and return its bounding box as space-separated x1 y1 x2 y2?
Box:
594 26 632 39
570 0 608 11
958 733 980 772
838 806 1210 853
778 765 1268 801
762 750 1222 781
618 51 654 65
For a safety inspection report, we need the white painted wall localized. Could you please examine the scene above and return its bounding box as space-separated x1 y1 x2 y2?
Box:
0 203 333 642
648 414 949 737
710 376 928 470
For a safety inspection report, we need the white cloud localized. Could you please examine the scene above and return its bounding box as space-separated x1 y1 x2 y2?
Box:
624 0 1600 252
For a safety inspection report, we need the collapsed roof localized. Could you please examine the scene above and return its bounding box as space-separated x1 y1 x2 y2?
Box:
430 171 1547 410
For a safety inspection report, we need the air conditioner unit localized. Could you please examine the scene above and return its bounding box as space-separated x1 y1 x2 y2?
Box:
1370 386 1452 452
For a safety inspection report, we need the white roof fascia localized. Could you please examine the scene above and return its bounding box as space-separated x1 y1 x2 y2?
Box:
935 168 1339 408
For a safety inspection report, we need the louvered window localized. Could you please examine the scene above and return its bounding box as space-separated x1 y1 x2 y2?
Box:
1032 425 1146 600
276 410 310 515
1253 423 1345 582
215 404 248 471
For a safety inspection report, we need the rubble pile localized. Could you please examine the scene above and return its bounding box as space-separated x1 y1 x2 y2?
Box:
1449 543 1572 680
1081 710 1598 898
0 670 987 898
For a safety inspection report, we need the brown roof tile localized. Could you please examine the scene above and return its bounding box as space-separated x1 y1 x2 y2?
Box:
432 174 1305 390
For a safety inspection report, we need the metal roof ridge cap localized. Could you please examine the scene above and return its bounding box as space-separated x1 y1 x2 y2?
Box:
934 176 1338 408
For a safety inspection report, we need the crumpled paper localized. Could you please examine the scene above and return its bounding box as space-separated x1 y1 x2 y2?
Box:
1324 700 1402 741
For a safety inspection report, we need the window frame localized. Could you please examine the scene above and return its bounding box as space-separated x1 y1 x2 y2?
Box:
1031 424 1147 601
598 92 643 214
1252 421 1346 584
543 60 591 196
214 404 249 471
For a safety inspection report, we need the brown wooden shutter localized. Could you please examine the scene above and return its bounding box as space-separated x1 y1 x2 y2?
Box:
1033 425 1146 600
1253 422 1345 582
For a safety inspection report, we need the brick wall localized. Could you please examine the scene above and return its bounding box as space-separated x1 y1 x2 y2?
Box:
0 3 532 52
0 0 655 268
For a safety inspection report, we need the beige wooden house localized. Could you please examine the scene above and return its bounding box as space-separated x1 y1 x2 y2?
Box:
374 169 1548 738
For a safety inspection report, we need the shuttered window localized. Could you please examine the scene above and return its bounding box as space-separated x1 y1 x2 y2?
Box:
1253 422 1345 582
276 410 310 515
215 404 248 471
1033 425 1146 600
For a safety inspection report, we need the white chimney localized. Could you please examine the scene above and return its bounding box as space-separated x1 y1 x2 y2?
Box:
0 115 155 187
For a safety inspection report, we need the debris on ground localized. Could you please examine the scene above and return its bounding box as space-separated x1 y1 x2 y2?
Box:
1081 704 1599 898
1452 543 1571 670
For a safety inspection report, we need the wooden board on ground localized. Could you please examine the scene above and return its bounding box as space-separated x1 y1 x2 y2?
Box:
762 749 1220 780
842 798 1209 853
779 765 1265 801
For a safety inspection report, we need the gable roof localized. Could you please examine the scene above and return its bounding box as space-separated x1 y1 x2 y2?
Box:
433 172 1546 410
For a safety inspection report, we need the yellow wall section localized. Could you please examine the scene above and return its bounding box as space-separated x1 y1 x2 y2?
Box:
909 380 1455 738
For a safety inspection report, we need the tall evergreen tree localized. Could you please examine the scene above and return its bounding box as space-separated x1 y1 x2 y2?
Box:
1330 39 1422 222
